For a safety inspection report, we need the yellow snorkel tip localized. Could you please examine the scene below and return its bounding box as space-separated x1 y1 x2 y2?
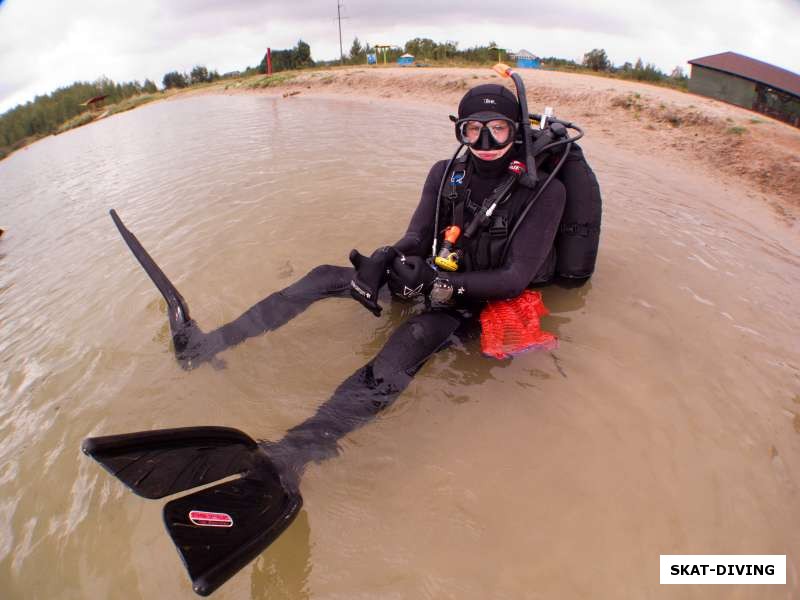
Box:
492 63 513 78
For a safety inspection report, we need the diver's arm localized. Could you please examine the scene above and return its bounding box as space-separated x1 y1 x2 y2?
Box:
447 179 566 301
392 160 448 255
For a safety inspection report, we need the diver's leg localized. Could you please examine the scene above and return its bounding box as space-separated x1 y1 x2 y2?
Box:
178 264 353 369
266 309 463 489
110 209 355 369
83 308 465 593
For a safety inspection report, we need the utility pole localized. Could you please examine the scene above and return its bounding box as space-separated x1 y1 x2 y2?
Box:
337 0 344 65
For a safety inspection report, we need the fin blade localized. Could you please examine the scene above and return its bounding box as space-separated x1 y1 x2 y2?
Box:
163 476 302 596
110 208 191 326
82 427 259 499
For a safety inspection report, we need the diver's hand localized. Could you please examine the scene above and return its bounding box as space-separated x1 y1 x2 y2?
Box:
387 255 436 300
348 247 396 317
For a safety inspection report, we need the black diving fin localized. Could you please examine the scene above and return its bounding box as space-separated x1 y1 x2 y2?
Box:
82 427 302 596
82 426 261 499
110 209 222 368
110 209 191 330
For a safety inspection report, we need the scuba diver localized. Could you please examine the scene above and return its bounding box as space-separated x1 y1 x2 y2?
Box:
84 65 601 596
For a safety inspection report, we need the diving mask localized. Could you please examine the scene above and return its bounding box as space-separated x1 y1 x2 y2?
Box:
454 115 518 150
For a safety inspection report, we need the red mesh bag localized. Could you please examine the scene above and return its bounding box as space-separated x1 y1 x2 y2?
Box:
480 290 558 359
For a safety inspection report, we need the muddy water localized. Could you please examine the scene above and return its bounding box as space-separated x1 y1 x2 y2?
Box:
0 94 798 599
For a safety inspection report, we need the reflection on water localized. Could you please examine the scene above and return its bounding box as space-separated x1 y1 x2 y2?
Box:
0 93 798 599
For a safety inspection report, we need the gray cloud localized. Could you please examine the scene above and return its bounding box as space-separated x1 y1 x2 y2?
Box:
156 0 634 37
1 0 798 113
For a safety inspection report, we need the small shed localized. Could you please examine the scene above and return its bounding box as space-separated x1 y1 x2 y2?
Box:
398 53 415 66
81 94 109 112
688 52 800 127
511 49 540 69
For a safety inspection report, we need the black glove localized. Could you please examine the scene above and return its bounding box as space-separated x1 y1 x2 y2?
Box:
388 255 437 300
349 246 396 316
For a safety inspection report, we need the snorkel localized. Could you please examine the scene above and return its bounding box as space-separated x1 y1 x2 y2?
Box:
432 65 586 261
492 63 538 188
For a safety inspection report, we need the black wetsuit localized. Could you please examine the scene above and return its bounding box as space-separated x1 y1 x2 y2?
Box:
166 150 566 483
395 149 566 300
86 153 572 595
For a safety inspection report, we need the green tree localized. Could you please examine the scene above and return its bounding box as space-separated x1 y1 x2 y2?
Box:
190 65 210 84
404 37 437 59
670 66 685 79
295 39 312 67
541 56 579 69
142 79 158 93
582 48 610 71
349 37 364 62
162 71 189 89
630 58 664 82
257 40 314 73
1 76 156 158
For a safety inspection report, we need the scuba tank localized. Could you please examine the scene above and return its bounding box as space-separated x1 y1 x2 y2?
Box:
551 143 601 283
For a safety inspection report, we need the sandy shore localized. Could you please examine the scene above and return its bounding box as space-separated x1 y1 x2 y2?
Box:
196 66 799 229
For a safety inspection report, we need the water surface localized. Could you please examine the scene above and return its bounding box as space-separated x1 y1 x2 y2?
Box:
0 93 798 599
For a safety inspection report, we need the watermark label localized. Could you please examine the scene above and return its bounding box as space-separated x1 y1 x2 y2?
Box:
660 555 785 584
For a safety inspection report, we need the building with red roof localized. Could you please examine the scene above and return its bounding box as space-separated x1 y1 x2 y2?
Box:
688 52 800 127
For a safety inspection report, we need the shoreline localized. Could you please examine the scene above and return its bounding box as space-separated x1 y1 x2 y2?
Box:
7 66 799 227
209 66 800 227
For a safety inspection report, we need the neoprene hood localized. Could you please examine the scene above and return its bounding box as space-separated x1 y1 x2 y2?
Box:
457 84 521 122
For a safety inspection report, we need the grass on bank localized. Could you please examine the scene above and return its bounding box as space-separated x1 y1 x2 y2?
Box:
234 73 298 89
611 91 709 129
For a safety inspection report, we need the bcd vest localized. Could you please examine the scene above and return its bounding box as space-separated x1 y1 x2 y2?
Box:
440 154 535 273
440 144 602 284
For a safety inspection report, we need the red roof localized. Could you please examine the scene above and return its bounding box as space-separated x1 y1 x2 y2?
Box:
689 52 800 97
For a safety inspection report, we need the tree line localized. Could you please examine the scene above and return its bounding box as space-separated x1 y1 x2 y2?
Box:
0 77 158 159
162 65 222 89
337 37 504 65
340 38 687 87
581 48 687 85
0 39 319 159
2 37 688 161
252 40 313 74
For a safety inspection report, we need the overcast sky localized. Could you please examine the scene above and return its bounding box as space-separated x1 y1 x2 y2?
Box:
1 0 799 113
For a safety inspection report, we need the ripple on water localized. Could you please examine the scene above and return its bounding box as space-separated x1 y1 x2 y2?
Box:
0 496 20 563
11 517 38 575
0 94 798 598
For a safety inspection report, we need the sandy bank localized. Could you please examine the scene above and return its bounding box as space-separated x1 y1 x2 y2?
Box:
203 66 799 227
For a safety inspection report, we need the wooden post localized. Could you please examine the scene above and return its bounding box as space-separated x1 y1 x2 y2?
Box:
267 48 273 75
